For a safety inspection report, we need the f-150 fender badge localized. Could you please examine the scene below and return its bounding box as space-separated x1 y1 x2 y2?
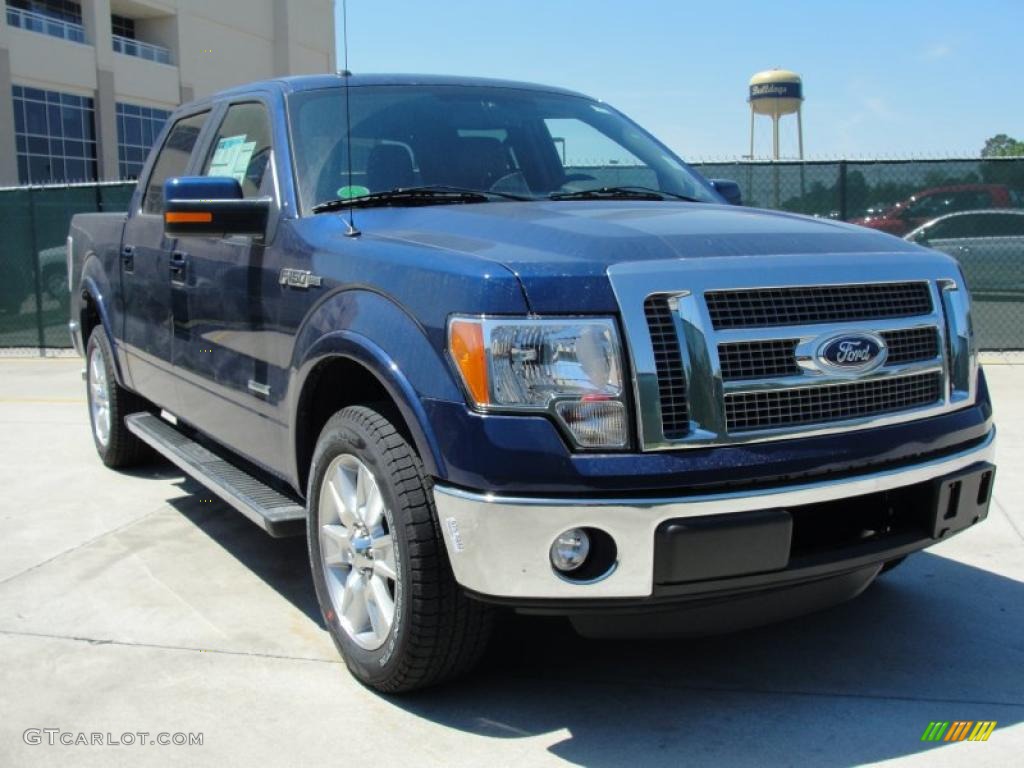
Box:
279 268 323 289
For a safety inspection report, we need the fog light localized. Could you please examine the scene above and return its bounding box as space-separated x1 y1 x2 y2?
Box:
550 528 591 572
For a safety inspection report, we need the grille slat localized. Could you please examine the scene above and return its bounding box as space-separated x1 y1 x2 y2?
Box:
724 372 943 432
705 282 933 329
644 295 689 438
718 339 801 381
881 327 940 364
718 327 940 383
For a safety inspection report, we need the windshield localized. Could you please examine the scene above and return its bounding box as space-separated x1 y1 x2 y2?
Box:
287 84 719 214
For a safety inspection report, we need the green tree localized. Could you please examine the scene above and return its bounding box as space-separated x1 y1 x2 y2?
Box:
981 134 1024 158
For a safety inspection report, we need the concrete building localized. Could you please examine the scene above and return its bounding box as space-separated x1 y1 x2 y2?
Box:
0 0 335 186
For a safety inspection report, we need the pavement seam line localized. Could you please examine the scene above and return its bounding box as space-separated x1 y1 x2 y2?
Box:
1 629 1022 710
993 496 1024 543
0 628 340 666
0 398 85 404
0 504 168 588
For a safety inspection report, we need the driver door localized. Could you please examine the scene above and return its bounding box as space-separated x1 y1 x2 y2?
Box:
169 100 280 458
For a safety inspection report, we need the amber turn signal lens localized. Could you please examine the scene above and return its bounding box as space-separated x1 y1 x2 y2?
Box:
165 211 213 223
449 319 489 406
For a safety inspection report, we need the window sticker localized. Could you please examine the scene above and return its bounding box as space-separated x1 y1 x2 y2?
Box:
336 184 369 199
208 134 257 184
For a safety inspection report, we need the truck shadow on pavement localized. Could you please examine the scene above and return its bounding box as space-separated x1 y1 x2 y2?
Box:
168 478 322 624
397 552 1024 767
168 480 1023 767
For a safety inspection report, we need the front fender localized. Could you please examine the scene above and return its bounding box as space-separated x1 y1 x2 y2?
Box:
287 288 467 483
290 332 445 480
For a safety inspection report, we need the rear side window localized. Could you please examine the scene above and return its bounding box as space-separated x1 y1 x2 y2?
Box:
928 215 980 240
983 214 1024 237
202 102 273 198
142 111 210 214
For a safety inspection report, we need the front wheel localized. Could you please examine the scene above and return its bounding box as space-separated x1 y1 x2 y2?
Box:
307 406 493 692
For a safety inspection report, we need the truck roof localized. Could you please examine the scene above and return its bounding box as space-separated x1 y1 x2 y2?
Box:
203 72 589 105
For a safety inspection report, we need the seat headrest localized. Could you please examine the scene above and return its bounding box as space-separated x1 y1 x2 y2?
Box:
366 144 416 192
454 137 510 189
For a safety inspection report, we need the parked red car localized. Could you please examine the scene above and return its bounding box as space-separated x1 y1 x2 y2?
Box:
853 184 1021 236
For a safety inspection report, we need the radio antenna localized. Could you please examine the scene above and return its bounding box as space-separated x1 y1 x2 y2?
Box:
340 0 359 237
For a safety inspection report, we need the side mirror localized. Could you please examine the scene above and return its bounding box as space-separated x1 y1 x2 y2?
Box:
709 179 743 206
162 176 270 238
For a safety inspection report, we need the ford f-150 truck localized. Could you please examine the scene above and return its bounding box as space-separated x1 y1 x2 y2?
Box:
68 74 996 693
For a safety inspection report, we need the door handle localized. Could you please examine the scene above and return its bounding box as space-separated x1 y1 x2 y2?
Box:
121 245 135 272
169 250 188 283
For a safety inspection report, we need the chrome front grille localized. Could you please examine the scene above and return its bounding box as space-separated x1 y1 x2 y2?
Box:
610 254 977 452
724 372 944 432
705 282 933 329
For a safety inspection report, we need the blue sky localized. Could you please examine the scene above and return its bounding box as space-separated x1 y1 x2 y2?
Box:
332 0 1020 161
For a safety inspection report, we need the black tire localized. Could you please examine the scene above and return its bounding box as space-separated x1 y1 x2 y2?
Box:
307 405 493 692
42 266 67 301
879 555 909 574
85 327 151 468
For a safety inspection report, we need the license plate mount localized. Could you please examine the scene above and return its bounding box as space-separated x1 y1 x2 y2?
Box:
930 462 996 540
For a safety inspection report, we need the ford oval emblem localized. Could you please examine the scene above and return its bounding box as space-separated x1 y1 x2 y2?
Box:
817 333 886 373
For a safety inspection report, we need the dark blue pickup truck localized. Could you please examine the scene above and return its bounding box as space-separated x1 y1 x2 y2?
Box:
68 74 996 692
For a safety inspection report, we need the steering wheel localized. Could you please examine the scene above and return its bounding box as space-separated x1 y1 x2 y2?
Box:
488 171 532 196
561 173 596 184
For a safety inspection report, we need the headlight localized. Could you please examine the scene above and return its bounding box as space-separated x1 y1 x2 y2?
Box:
448 317 628 449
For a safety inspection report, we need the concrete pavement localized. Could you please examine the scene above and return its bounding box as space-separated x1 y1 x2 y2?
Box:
0 357 1022 767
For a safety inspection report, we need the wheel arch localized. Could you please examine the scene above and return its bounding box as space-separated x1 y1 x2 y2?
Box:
290 333 447 497
79 265 128 387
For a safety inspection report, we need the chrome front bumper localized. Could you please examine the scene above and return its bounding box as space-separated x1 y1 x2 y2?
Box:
433 429 996 600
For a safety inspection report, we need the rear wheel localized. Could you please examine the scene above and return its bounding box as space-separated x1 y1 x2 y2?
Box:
85 327 151 468
42 266 67 301
307 405 493 692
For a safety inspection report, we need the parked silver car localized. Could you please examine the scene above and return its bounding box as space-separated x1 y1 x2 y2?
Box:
905 209 1024 295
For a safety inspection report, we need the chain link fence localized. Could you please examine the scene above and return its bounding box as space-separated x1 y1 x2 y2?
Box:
690 158 1024 350
0 182 134 350
1 159 1022 350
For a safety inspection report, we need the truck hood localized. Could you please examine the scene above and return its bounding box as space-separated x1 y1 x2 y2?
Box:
359 201 921 312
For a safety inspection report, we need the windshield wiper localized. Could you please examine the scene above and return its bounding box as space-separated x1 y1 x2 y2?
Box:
312 185 531 214
549 185 702 202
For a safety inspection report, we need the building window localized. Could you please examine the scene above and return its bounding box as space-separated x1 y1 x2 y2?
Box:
111 13 134 39
7 0 81 24
6 0 85 42
12 85 97 184
116 102 171 180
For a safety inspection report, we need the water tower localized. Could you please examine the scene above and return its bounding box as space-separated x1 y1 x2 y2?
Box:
749 69 804 160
